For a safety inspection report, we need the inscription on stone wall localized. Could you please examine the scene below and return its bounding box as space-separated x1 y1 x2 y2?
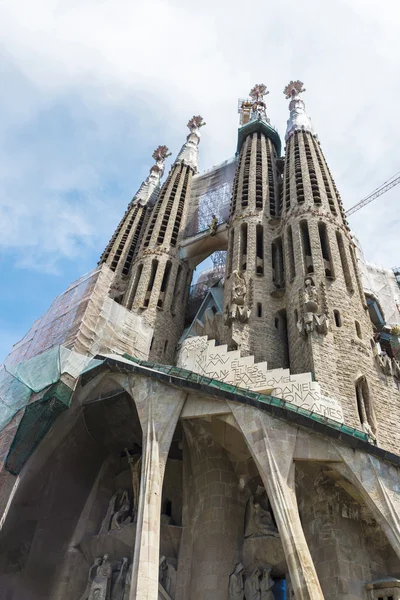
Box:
178 336 344 423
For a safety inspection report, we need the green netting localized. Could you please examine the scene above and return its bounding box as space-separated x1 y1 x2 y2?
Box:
0 346 102 433
5 381 73 476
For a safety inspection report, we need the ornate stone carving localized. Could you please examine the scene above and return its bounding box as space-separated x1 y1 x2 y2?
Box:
79 557 102 600
249 84 269 123
245 486 279 538
125 448 142 519
88 554 112 600
111 558 129 600
122 563 132 600
366 577 400 600
110 490 131 530
260 568 274 600
297 277 329 336
208 214 218 236
283 80 316 141
99 491 121 535
225 270 251 324
244 568 261 600
229 563 245 600
159 557 177 599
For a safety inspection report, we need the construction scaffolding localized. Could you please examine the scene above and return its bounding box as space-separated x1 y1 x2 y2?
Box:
184 157 237 238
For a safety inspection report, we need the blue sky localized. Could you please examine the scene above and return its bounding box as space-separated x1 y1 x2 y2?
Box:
1 0 400 362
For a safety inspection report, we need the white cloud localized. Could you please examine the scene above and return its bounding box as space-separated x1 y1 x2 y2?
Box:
0 0 399 270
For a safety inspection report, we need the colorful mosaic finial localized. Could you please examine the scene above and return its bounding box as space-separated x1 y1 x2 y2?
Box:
152 145 172 162
249 84 269 102
283 80 306 99
187 116 206 130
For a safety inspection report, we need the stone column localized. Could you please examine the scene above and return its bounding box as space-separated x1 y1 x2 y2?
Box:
228 402 325 600
129 377 186 600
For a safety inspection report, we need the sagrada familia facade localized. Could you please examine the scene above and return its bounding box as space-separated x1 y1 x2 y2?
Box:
0 81 400 600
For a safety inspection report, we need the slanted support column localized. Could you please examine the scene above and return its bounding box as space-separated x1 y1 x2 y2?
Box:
129 378 186 600
228 402 325 600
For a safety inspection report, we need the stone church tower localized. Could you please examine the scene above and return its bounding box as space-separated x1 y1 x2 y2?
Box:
122 116 205 363
1 81 400 600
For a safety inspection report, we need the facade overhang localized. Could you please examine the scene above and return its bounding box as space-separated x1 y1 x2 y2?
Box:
237 120 282 156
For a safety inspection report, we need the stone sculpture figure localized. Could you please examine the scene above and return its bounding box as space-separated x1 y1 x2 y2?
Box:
260 568 274 600
165 562 177 598
88 554 112 600
245 486 278 538
99 491 122 535
297 277 329 336
110 490 131 530
79 557 102 600
208 214 218 236
125 448 142 519
226 270 250 324
244 568 261 600
111 557 128 600
229 563 245 600
122 563 132 600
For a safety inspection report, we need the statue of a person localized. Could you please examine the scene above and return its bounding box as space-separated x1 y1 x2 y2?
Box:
303 278 318 313
88 554 112 600
79 557 102 600
122 563 132 600
245 486 278 538
165 562 177 598
110 490 131 530
232 270 246 307
229 563 245 600
99 491 122 535
125 448 142 518
260 568 274 600
208 214 218 236
244 568 261 600
111 558 128 600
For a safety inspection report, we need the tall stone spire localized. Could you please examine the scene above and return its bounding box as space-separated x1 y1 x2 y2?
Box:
132 145 172 207
124 117 206 363
284 80 316 141
174 115 206 174
99 145 170 301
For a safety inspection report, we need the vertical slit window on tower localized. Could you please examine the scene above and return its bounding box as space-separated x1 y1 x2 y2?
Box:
171 167 190 247
336 231 353 292
285 140 291 212
257 303 262 318
303 134 321 205
157 261 172 309
272 237 284 288
122 211 146 275
300 220 314 274
241 137 252 209
333 310 342 327
170 265 182 315
294 133 305 204
256 224 264 275
144 170 173 247
318 222 334 278
287 225 296 280
349 243 365 304
228 229 235 274
266 140 276 217
312 138 338 216
355 321 362 339
144 259 158 307
241 223 248 271
355 377 374 432
127 263 143 309
255 134 263 210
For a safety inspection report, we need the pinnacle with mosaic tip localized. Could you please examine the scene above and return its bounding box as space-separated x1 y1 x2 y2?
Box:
249 84 269 102
152 145 172 162
283 80 306 99
187 116 206 130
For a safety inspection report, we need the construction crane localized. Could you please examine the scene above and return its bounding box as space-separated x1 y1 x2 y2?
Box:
345 170 400 217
